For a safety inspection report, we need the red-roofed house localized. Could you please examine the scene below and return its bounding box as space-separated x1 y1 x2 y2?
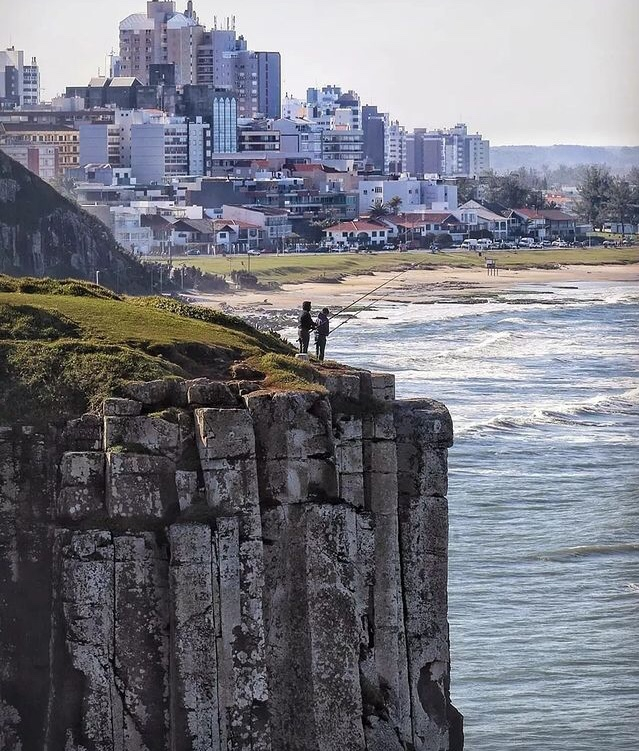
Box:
510 208 577 240
323 219 390 248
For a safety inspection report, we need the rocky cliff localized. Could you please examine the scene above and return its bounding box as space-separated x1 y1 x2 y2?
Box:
0 151 150 293
0 371 463 750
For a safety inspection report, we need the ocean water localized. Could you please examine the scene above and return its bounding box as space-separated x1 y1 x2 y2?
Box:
295 281 639 749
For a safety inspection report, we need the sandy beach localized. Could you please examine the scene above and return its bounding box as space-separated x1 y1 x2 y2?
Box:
190 263 639 313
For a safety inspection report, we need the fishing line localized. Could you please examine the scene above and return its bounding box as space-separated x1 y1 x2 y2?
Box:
329 260 426 336
329 261 424 321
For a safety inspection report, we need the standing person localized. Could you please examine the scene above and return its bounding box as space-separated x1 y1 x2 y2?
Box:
297 300 315 353
315 307 330 361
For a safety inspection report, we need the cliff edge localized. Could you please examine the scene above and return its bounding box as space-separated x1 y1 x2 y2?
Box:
0 282 463 750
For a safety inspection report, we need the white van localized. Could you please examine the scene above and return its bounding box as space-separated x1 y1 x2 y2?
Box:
518 237 535 248
476 239 493 250
460 239 479 250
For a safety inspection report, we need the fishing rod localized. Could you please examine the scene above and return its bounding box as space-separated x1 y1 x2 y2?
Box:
329 260 426 335
330 290 391 336
329 261 425 321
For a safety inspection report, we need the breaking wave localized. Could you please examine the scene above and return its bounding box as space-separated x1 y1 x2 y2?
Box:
456 387 639 437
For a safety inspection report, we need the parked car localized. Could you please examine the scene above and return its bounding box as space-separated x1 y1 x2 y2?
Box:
382 244 395 250
185 249 201 256
551 240 568 248
247 249 261 256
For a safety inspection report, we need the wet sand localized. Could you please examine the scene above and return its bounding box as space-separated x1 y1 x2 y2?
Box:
189 263 639 313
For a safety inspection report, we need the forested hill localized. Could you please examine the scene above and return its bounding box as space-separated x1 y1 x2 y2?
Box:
491 145 639 174
0 151 151 293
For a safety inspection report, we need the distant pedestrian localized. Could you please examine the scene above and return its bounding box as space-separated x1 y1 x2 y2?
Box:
298 300 316 353
315 307 330 361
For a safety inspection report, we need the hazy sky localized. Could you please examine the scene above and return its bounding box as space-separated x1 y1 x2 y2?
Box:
4 0 638 146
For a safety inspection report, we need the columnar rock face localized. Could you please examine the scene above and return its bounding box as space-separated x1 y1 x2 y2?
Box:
0 373 463 750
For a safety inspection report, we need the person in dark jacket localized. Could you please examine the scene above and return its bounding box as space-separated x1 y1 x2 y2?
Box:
314 307 330 361
297 300 315 353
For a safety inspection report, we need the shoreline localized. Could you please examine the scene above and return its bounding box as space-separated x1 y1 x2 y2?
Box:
190 262 639 313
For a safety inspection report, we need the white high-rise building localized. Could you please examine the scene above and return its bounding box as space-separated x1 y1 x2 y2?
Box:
386 121 406 174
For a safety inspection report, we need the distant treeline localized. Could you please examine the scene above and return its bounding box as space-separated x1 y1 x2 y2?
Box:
491 145 639 181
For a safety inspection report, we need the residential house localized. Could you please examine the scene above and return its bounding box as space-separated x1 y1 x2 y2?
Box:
141 214 175 255
210 219 262 253
221 205 292 250
510 208 577 240
111 206 154 254
456 200 509 238
170 218 217 254
538 209 578 240
383 212 463 244
323 219 389 248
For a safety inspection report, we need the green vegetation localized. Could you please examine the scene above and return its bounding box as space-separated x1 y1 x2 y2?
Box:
577 166 639 232
0 275 315 425
0 275 121 299
246 353 327 393
166 247 639 285
171 252 428 284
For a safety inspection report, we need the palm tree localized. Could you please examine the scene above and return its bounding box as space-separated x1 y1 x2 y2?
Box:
369 199 389 219
387 195 403 214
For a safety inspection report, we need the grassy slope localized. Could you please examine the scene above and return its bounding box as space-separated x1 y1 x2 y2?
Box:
0 276 325 424
166 247 639 285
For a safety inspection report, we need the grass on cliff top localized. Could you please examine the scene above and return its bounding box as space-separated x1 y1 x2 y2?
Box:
0 275 323 424
165 246 639 285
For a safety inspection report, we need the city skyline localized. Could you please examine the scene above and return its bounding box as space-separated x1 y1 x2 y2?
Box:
4 0 639 147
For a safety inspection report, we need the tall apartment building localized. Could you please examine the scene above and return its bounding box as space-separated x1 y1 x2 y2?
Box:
80 109 209 182
256 52 281 119
386 121 406 174
362 105 388 172
406 124 489 178
118 2 280 118
0 48 40 108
